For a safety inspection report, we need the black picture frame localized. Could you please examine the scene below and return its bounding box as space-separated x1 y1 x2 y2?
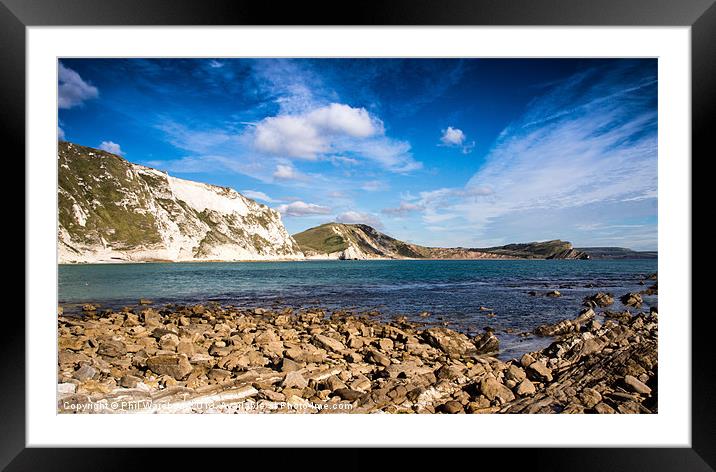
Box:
4 0 708 469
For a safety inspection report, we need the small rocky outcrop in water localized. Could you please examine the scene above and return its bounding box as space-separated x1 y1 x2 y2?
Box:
534 308 595 337
583 292 614 308
620 292 644 308
57 299 657 414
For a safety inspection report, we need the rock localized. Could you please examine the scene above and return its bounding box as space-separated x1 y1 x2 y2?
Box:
159 333 180 351
617 401 643 414
139 298 152 305
142 308 162 327
505 364 526 383
82 303 98 312
333 388 363 401
261 389 286 402
422 327 476 359
583 292 614 308
438 400 464 414
176 340 194 355
280 358 302 372
147 354 193 380
97 340 127 357
119 374 142 388
377 338 394 352
57 306 64 316
535 308 595 336
282 371 309 389
313 334 346 353
527 361 553 382
57 383 76 395
520 353 536 368
365 348 391 367
580 387 602 408
624 375 651 395
594 402 616 414
546 290 561 298
479 377 515 403
73 364 97 381
620 292 643 308
473 330 499 354
515 378 536 396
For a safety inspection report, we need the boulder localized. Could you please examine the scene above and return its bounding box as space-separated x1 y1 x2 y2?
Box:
624 375 651 395
527 361 553 382
147 354 193 380
535 308 595 337
333 388 363 401
422 327 476 359
479 377 515 403
505 364 527 383
438 400 464 414
282 371 308 389
473 330 499 354
73 364 97 381
312 334 346 353
515 378 536 396
97 340 127 358
620 292 643 308
583 292 614 308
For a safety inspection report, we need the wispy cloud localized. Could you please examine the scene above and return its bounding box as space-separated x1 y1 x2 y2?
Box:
361 180 389 192
58 63 99 109
382 201 423 217
241 190 276 203
336 211 384 229
420 62 657 248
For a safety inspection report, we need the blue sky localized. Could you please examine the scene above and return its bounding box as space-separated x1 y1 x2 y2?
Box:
58 58 657 250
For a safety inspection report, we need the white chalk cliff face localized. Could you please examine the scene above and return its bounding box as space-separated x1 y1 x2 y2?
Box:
58 142 304 263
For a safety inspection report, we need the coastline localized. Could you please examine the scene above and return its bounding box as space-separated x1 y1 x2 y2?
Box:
57 256 652 266
57 283 658 414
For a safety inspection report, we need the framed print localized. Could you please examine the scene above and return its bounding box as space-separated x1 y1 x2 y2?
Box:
5 0 710 469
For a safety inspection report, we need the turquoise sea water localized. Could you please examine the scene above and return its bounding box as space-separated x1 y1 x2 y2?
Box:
58 259 657 359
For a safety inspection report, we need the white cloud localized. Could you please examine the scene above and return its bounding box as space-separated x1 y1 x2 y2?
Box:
254 114 326 159
439 126 475 154
99 141 124 156
440 126 466 146
273 164 301 181
252 103 382 159
241 190 276 203
336 211 384 229
58 126 65 140
276 201 331 217
58 63 99 109
208 60 224 68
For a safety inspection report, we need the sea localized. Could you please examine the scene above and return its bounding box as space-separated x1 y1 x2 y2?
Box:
58 259 658 360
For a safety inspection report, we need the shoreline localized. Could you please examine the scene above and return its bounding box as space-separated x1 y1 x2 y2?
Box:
58 257 654 266
57 285 658 414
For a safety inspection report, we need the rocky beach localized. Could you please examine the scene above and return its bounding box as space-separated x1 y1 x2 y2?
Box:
57 276 658 414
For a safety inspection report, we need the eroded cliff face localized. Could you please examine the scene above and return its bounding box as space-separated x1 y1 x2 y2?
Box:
294 223 430 260
58 142 304 263
293 223 589 261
